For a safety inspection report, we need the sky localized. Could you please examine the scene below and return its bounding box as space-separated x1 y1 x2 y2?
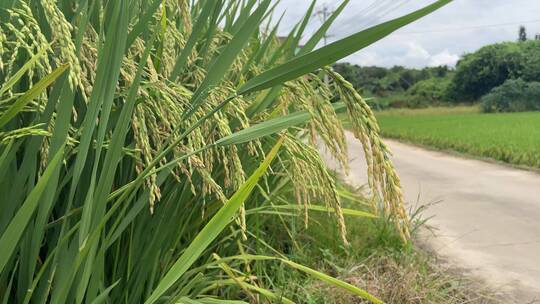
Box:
275 0 540 68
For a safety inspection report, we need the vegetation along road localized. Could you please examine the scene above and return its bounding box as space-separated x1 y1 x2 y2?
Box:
323 130 540 302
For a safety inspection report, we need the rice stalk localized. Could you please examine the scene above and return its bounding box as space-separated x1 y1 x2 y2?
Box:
326 68 410 239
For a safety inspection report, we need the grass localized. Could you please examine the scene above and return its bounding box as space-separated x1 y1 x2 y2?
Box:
0 0 454 303
271 184 496 304
376 106 540 168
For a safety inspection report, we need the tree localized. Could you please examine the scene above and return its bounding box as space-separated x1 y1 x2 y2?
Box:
521 40 540 81
481 79 540 112
519 25 527 42
450 42 525 101
407 77 451 103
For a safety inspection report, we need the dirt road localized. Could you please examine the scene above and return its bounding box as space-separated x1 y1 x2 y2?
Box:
322 131 540 302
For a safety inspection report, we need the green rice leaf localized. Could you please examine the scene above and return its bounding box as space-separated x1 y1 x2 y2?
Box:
0 140 14 172
0 144 64 274
271 204 376 218
170 0 221 79
0 64 68 129
229 281 295 304
299 0 349 55
216 111 309 146
126 0 161 47
217 102 346 146
0 45 49 97
185 0 271 118
89 280 121 304
197 298 249 304
144 138 284 304
208 254 382 303
75 0 129 247
176 298 203 304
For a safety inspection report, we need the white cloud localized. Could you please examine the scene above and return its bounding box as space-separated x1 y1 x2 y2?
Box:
405 42 431 61
342 42 459 68
429 50 460 67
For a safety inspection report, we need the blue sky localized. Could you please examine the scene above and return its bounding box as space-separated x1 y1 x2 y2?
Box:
275 0 540 68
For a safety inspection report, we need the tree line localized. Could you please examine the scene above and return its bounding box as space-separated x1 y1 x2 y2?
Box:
335 26 540 112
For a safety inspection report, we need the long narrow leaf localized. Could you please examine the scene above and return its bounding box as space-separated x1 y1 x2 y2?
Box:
0 46 49 97
170 0 221 79
299 0 349 55
282 259 384 304
144 137 284 304
209 254 383 304
0 64 68 129
0 144 64 274
217 102 345 146
270 204 376 218
185 0 271 118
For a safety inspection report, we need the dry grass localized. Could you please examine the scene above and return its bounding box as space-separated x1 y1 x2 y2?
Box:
296 242 497 304
268 185 498 304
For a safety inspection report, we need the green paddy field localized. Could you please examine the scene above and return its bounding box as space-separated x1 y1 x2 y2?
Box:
376 107 540 168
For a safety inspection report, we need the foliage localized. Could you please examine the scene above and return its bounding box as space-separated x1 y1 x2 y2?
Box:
406 77 451 105
519 40 540 81
333 64 389 95
333 63 452 109
450 40 540 102
333 63 451 97
267 184 494 304
377 107 540 168
481 79 540 112
0 0 451 303
336 28 540 109
450 43 525 101
369 94 421 110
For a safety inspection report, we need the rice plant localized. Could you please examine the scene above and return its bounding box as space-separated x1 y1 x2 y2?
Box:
0 0 450 303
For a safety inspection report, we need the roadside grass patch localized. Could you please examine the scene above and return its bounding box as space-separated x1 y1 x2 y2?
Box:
376 107 540 168
269 184 495 304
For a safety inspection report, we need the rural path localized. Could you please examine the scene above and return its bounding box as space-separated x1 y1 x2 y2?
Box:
321 131 540 303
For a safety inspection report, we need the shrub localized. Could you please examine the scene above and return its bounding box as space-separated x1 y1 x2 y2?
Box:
371 78 451 110
372 94 425 109
332 63 452 98
521 41 540 81
451 43 525 101
450 40 540 102
407 77 451 103
481 79 540 112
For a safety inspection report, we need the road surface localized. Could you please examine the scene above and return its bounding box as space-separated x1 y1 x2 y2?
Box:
321 131 540 303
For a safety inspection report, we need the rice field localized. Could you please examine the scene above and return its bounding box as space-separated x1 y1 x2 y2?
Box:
377 107 540 168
